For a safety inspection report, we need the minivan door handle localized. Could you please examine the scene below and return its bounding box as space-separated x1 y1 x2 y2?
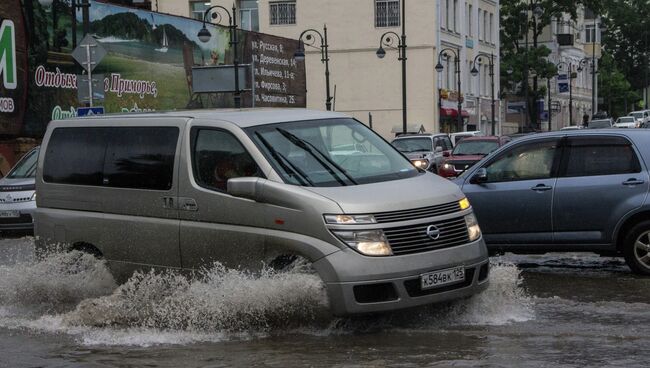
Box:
178 197 198 211
622 179 645 186
531 184 553 192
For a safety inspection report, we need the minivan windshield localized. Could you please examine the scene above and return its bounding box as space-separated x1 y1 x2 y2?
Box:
452 140 499 155
6 148 38 179
391 137 433 153
248 118 419 187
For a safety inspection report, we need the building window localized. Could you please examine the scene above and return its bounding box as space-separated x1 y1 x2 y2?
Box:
445 0 450 29
483 10 488 42
489 13 494 43
585 24 596 43
453 0 458 32
468 4 473 37
270 1 296 25
477 8 483 41
375 0 400 28
240 0 259 31
190 1 211 21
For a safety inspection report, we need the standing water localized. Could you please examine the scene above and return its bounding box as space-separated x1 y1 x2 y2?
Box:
0 236 648 367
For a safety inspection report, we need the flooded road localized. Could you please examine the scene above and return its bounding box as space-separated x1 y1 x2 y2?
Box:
1 236 649 367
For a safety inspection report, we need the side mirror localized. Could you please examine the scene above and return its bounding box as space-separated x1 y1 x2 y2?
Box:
443 150 451 157
470 168 488 184
435 146 443 153
227 177 265 201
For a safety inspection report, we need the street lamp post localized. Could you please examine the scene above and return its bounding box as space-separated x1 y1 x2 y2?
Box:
470 53 496 135
197 4 241 108
436 48 462 132
294 25 332 111
577 57 594 118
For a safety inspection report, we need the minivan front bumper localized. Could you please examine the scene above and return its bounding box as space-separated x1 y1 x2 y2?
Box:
313 238 489 315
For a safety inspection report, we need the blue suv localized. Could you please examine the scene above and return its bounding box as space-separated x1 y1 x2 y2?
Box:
454 130 650 274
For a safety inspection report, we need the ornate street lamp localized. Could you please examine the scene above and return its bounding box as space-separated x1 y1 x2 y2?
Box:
197 4 241 108
294 25 332 111
376 0 407 134
436 48 463 132
470 53 496 135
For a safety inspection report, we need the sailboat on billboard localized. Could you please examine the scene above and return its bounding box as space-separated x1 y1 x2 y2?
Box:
155 25 169 53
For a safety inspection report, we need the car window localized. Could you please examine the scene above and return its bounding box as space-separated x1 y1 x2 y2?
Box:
484 139 559 183
561 136 641 177
391 137 433 153
192 128 262 191
6 148 39 179
442 136 453 150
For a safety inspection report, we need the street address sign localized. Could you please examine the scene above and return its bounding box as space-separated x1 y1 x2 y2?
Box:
71 34 106 72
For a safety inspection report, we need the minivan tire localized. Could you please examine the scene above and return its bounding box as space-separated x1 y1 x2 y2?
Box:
623 220 650 275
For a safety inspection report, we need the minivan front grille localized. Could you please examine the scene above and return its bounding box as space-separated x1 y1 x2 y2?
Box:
373 201 460 223
384 217 469 255
0 196 32 203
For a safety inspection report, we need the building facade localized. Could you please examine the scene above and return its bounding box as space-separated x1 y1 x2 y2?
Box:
541 6 600 129
156 0 501 138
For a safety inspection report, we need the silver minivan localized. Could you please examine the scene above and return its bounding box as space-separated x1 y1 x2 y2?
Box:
35 109 489 315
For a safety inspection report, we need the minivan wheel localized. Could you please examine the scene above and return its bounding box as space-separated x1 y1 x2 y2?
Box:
623 221 650 275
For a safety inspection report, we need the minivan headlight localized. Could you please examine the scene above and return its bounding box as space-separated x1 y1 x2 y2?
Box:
331 229 392 256
465 213 481 242
412 159 429 169
459 197 470 210
324 214 376 224
30 192 36 201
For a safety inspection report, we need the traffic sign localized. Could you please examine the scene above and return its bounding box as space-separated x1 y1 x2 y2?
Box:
77 107 105 116
71 34 106 72
77 73 105 102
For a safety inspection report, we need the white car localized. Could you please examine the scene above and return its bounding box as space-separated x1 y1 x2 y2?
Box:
628 110 650 127
450 131 483 146
614 116 637 128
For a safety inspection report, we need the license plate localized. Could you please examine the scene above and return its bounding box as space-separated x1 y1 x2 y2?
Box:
420 266 465 290
0 210 19 218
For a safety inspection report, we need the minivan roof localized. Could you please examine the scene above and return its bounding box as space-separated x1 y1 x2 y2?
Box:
61 108 349 128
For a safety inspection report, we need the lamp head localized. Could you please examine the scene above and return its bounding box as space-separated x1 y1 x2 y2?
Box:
198 27 211 43
471 66 479 76
533 4 543 18
376 47 386 59
294 48 306 62
435 62 444 73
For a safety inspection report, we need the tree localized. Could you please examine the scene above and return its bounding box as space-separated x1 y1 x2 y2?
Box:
601 0 650 108
597 51 640 117
500 0 604 130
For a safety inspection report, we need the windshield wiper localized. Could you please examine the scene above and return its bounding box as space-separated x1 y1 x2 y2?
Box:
276 128 358 186
254 132 314 187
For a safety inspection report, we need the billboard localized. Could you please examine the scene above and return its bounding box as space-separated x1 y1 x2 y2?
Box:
0 0 306 138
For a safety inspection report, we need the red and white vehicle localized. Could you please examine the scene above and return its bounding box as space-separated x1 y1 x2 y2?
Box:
437 136 511 178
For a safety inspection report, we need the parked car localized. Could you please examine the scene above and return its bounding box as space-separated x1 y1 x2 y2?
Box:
628 110 650 127
438 136 511 179
391 133 453 172
0 146 39 232
454 130 650 275
614 116 637 128
450 131 483 146
588 118 614 129
35 109 489 316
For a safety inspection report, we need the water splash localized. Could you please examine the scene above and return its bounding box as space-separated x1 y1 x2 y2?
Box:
64 263 330 332
0 247 534 346
0 250 116 314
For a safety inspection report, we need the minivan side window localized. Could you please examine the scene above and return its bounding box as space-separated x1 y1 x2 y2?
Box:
561 136 641 177
192 128 262 191
103 127 178 190
43 128 107 186
43 127 179 190
484 139 559 183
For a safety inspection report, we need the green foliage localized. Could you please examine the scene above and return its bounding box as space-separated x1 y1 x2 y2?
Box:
598 51 640 117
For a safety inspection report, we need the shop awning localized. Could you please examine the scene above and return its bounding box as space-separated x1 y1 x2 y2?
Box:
440 107 470 118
